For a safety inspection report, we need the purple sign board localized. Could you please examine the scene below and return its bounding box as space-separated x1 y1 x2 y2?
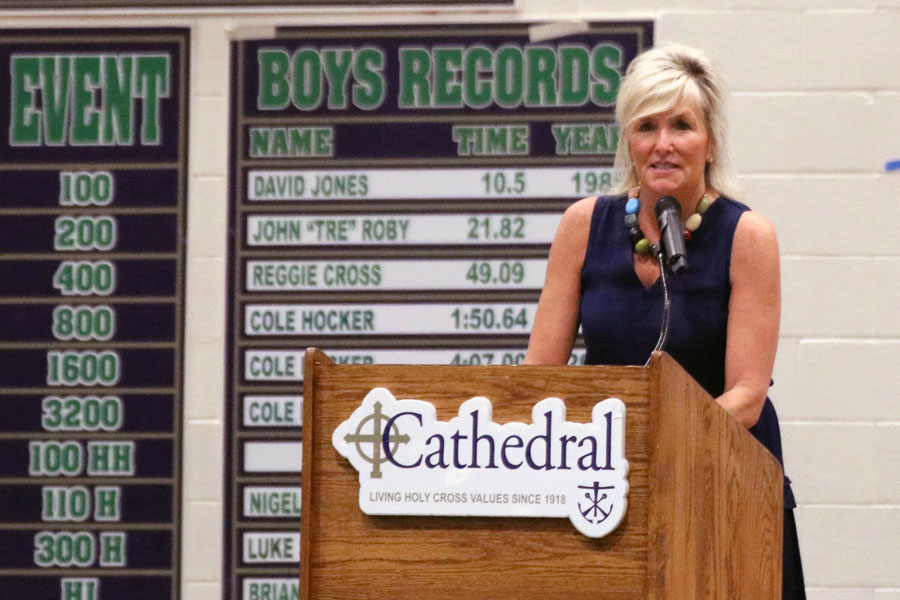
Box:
225 22 652 599
0 29 189 600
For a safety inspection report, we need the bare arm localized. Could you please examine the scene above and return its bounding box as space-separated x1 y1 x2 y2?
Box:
719 210 781 428
523 197 596 365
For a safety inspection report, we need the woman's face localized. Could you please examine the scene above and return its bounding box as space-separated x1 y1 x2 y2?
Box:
629 99 710 200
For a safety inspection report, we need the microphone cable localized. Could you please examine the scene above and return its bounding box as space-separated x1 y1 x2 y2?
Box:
645 242 672 366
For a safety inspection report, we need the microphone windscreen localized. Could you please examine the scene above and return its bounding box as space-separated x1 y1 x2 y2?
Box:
655 196 681 218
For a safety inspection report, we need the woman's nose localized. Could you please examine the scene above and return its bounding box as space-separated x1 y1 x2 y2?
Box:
654 127 673 151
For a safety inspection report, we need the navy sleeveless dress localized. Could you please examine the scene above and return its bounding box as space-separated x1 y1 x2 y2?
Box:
579 194 805 597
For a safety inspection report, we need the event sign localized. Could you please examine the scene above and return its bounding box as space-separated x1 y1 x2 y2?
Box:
0 29 188 600
225 22 652 598
333 388 629 538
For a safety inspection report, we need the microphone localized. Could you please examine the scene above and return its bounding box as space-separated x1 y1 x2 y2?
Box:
655 196 687 274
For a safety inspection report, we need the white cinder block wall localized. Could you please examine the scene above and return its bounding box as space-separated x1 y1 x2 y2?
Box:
3 1 897 598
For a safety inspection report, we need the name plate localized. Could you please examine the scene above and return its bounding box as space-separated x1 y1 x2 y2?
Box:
332 388 629 538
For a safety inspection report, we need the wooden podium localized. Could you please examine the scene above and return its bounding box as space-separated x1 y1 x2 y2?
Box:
301 348 783 599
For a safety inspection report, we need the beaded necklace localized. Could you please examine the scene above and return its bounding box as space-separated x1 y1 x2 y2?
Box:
624 192 711 255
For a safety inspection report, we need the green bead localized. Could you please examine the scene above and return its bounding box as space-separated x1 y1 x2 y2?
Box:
697 195 710 215
634 238 651 254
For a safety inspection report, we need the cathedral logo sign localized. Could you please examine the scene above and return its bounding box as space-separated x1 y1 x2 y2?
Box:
332 388 629 538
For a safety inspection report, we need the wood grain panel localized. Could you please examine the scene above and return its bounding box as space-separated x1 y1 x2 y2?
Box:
304 349 782 599
647 352 782 599
303 350 650 599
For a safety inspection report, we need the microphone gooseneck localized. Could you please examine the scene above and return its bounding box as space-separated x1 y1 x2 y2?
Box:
645 196 690 363
646 243 672 365
654 196 688 274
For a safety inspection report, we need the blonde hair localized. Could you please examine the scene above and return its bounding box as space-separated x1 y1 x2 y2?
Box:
612 44 738 197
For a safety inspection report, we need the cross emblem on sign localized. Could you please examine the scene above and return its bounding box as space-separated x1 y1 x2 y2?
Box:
343 400 410 479
577 482 615 524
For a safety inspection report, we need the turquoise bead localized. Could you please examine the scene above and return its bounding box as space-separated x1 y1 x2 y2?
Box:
625 197 640 215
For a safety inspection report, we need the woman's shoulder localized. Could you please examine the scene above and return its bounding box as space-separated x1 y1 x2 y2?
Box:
712 194 750 215
714 195 775 236
735 209 778 249
562 193 625 225
711 195 779 261
553 194 623 262
555 196 598 248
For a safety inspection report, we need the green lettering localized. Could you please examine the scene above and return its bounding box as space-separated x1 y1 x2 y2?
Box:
559 45 590 106
100 532 126 566
134 55 170 145
11 52 166 147
463 46 492 109
94 486 120 520
594 125 611 152
72 56 102 144
452 125 477 156
10 56 41 145
250 492 263 515
248 126 334 158
552 124 572 154
322 48 352 109
352 47 385 110
552 123 618 155
289 128 312 154
510 125 529 154
525 46 556 107
292 48 322 110
41 56 72 146
258 49 291 109
486 126 508 154
398 47 431 108
250 128 270 157
591 44 623 106
271 128 288 155
103 55 135 144
433 47 463 107
494 45 523 109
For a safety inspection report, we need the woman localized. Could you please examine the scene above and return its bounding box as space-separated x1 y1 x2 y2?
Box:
524 44 805 598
